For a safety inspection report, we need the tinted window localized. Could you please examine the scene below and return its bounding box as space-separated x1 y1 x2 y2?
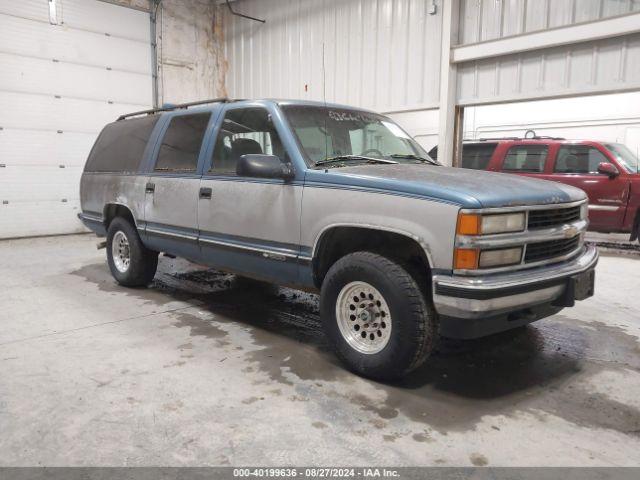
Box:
502 145 548 172
461 143 497 170
210 108 284 175
155 113 211 172
554 145 608 173
84 116 159 173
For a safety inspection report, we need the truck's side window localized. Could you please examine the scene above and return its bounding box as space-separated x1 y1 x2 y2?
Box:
502 145 548 172
154 112 211 172
210 108 284 175
85 116 159 173
461 143 497 170
554 145 608 174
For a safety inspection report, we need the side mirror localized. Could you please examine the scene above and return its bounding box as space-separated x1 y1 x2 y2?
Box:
236 154 294 180
597 162 619 178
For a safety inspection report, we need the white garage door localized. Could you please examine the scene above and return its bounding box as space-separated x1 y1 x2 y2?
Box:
0 0 152 239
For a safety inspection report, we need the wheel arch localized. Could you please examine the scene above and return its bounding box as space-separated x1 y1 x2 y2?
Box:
103 203 139 230
311 224 434 289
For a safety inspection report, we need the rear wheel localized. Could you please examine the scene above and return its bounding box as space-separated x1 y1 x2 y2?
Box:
320 251 438 380
106 217 158 287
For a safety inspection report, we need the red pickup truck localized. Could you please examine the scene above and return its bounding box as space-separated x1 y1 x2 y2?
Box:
430 136 640 242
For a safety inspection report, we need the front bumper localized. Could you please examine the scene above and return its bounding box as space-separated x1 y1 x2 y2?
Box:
432 244 598 322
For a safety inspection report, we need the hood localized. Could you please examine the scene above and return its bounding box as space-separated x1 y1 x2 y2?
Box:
304 164 586 208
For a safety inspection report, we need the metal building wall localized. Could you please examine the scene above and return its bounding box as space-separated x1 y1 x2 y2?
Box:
459 0 640 44
464 91 640 156
223 0 442 112
455 2 640 106
457 31 640 105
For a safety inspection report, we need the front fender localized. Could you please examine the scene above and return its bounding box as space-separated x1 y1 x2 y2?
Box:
301 185 459 271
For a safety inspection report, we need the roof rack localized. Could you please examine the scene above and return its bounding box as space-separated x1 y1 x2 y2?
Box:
116 97 241 121
471 135 566 142
468 129 566 142
528 135 566 140
475 137 520 141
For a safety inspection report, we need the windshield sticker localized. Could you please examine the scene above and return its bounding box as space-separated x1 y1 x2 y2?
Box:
381 121 410 139
328 110 378 123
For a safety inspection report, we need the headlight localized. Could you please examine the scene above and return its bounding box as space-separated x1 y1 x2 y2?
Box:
481 213 526 234
454 246 523 269
479 247 522 268
454 211 526 270
580 203 588 219
457 212 525 235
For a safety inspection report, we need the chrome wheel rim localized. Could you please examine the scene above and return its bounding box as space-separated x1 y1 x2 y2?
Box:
336 281 392 354
112 231 130 273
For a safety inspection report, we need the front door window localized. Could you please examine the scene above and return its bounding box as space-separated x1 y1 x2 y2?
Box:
210 108 285 175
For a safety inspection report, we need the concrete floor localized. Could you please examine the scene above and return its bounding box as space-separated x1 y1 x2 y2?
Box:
1 234 639 467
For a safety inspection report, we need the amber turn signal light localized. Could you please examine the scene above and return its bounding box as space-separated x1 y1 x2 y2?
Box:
454 248 479 270
457 213 481 235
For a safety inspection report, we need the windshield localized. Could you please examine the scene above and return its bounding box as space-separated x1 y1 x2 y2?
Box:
605 143 639 174
282 105 437 167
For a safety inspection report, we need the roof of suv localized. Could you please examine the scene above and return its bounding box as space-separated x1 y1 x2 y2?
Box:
117 97 377 122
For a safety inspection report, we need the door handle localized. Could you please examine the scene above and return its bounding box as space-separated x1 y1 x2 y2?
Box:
199 187 212 199
145 182 155 193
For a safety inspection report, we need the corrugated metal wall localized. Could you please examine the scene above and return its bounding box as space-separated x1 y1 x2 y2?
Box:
455 0 640 106
457 31 640 104
458 0 640 45
224 0 442 112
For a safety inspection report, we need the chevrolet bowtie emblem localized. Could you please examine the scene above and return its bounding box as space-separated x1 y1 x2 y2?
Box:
564 225 578 238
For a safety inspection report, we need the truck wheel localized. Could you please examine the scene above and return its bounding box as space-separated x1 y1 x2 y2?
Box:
106 217 158 287
320 251 437 380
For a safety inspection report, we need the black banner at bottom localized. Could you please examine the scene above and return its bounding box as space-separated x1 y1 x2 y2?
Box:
0 468 638 480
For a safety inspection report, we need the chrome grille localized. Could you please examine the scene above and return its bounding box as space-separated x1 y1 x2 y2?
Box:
524 236 580 263
527 206 581 230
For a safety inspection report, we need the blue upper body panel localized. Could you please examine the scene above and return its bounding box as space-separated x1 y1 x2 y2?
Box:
144 99 587 209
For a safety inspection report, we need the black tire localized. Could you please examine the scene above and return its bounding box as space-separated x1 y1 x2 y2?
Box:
320 251 438 380
106 217 158 287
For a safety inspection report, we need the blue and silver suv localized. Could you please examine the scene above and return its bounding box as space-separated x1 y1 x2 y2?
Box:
79 98 598 379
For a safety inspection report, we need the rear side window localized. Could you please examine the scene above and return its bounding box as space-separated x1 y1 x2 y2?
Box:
155 113 211 172
554 145 608 173
84 116 159 173
502 145 548 172
461 143 497 170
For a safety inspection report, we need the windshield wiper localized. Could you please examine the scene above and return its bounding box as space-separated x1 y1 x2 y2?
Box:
389 154 439 165
315 155 398 167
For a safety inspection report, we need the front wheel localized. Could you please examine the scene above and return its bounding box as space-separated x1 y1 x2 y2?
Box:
320 251 438 380
106 217 158 287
